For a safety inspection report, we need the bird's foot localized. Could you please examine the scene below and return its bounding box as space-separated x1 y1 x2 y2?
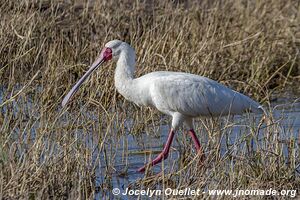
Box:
137 153 167 173
137 165 147 173
138 129 175 173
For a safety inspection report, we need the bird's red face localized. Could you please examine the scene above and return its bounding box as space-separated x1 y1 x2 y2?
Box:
101 47 113 61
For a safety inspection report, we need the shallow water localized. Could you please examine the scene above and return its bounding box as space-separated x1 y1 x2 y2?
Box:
0 88 299 199
91 98 300 199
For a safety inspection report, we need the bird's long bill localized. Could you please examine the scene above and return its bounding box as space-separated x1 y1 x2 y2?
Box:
62 55 105 107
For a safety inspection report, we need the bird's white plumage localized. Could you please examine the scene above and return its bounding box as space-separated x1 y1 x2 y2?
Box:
138 71 261 115
104 40 262 130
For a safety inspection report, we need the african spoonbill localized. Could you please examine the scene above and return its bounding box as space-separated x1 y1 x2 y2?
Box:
62 40 262 172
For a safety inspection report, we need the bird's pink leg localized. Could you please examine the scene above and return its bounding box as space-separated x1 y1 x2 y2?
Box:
188 129 205 161
138 129 175 173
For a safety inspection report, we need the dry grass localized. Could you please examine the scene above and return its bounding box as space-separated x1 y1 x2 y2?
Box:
0 0 299 199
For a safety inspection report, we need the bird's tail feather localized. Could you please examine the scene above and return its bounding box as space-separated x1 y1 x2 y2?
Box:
256 99 300 126
258 105 268 116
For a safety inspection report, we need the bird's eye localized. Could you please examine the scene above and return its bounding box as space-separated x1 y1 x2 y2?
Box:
106 48 112 53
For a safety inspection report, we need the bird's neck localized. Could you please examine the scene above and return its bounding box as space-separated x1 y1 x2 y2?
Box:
114 48 136 99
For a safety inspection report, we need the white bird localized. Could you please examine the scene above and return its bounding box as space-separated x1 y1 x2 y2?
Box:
62 40 263 172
